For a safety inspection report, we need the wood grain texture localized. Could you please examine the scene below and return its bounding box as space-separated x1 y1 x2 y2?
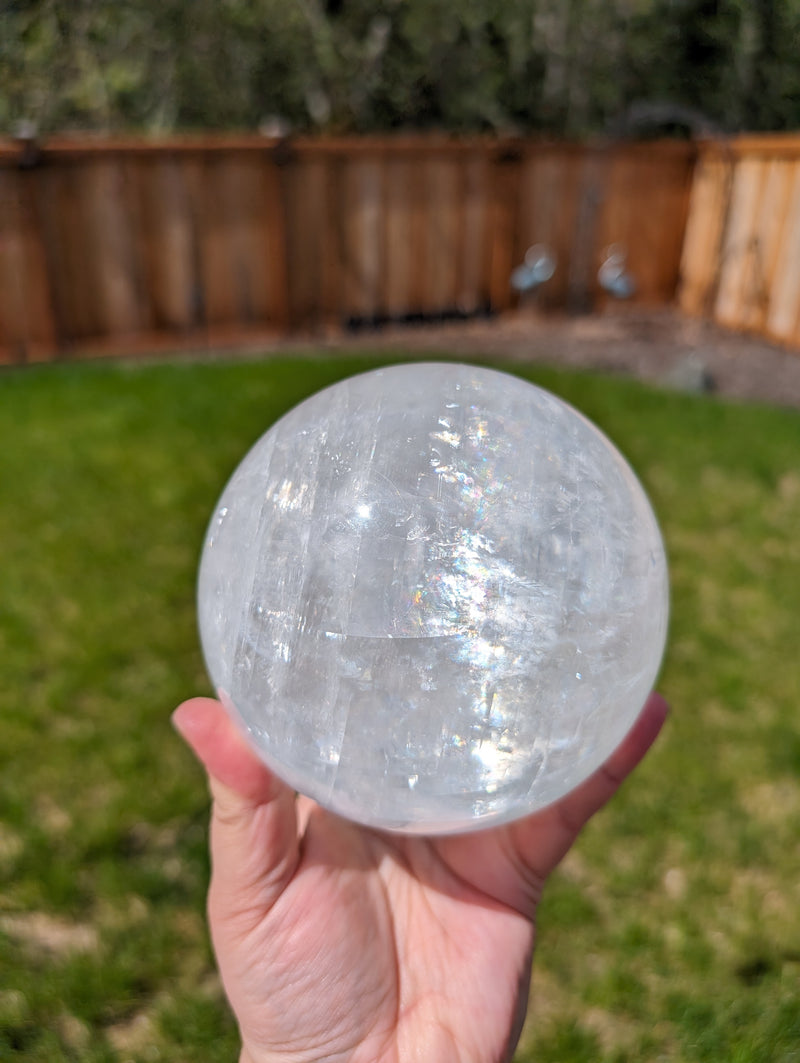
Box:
0 135 697 360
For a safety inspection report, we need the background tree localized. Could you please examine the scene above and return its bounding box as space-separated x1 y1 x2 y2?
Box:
1 0 798 136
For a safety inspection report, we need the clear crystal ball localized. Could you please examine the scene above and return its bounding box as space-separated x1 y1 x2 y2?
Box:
198 363 668 834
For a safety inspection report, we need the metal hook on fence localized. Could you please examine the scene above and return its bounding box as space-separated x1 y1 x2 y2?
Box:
598 243 636 299
511 244 556 293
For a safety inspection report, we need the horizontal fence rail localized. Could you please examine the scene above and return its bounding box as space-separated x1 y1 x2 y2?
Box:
679 134 800 349
0 135 695 364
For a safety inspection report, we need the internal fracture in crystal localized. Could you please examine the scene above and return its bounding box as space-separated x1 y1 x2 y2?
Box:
198 363 668 834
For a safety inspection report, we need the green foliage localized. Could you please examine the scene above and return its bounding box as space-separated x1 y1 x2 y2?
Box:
2 0 800 135
1 353 799 1060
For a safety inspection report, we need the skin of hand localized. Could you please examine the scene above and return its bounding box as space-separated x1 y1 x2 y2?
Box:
173 692 668 1063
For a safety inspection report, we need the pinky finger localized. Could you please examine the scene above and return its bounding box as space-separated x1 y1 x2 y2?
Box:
511 692 670 882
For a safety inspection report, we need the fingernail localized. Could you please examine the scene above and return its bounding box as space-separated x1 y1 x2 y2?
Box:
171 703 194 741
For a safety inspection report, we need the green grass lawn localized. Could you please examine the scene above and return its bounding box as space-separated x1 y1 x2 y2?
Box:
1 352 799 1062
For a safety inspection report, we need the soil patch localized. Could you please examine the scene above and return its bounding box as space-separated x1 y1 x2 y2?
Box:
279 308 800 409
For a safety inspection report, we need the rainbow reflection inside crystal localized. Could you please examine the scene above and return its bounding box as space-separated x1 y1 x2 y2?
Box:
198 363 668 833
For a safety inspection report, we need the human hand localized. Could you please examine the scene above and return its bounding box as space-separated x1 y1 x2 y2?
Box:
173 692 668 1063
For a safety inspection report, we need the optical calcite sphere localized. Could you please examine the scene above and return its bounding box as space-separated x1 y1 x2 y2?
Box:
198 363 668 834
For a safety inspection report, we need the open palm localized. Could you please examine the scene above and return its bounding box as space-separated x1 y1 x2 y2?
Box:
174 693 667 1063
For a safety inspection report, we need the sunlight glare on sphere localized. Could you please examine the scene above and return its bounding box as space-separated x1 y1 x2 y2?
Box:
198 363 668 834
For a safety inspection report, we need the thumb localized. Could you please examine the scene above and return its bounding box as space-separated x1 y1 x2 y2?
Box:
172 697 299 932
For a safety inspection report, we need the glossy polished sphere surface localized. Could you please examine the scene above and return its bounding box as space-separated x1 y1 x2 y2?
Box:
198 363 668 833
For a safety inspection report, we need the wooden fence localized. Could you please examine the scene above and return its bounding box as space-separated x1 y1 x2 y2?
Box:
679 134 800 349
0 135 695 364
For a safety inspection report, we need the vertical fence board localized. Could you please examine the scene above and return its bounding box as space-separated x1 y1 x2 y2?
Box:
408 153 432 314
765 164 800 343
714 158 767 329
596 151 646 308
284 157 327 328
0 170 29 363
487 152 521 312
228 156 270 324
121 157 155 337
678 153 733 317
749 159 795 334
424 156 461 313
566 150 608 314
383 158 415 317
263 157 290 330
33 163 98 341
43 163 86 340
459 153 491 313
646 150 695 302
84 158 143 339
342 157 383 319
732 160 771 332
0 170 56 362
318 155 344 326
188 155 238 328
517 150 560 310
19 172 57 359
137 158 197 331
